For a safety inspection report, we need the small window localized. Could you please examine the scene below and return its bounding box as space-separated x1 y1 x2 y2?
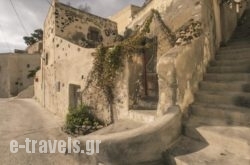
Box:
56 81 61 92
87 27 100 42
45 53 49 65
26 64 30 68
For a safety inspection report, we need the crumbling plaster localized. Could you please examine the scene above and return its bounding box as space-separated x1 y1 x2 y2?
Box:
111 0 248 119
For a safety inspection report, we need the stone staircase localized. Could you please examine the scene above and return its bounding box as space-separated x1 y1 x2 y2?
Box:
167 12 250 165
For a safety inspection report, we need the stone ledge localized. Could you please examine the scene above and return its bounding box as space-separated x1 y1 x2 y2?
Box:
73 106 182 164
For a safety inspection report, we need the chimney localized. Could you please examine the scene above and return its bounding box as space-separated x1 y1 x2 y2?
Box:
52 0 58 6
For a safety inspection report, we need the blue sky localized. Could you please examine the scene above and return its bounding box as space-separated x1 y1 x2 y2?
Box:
0 0 144 53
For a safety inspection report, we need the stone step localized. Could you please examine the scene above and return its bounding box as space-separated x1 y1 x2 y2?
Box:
199 81 250 92
171 8 250 165
219 48 250 54
204 73 250 82
166 136 208 164
184 116 250 152
228 39 250 45
190 103 250 124
231 35 250 39
228 43 250 48
215 52 250 60
207 65 250 73
195 91 250 107
130 96 158 110
128 110 157 123
218 49 250 55
210 59 250 66
219 44 250 51
169 135 250 165
228 37 250 42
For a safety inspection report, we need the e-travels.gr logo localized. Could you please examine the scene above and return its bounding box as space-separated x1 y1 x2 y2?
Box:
10 137 101 155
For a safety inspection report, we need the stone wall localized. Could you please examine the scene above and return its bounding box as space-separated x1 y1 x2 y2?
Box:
112 0 248 119
75 107 181 164
157 0 248 115
0 54 40 98
26 41 43 54
35 37 95 119
43 3 56 67
37 1 119 122
109 5 141 35
111 0 201 119
0 55 10 97
34 70 42 101
54 2 117 48
126 0 173 30
35 36 113 123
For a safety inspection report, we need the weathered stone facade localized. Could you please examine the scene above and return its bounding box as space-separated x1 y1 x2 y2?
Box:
72 0 249 163
26 41 43 54
35 0 117 122
35 0 248 125
110 0 248 119
109 5 141 35
31 0 250 163
0 53 40 98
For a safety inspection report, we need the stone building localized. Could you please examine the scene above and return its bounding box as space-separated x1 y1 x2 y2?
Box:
35 0 248 124
26 41 43 54
65 0 250 164
32 0 250 163
107 0 248 121
0 52 40 98
34 0 118 120
109 5 141 35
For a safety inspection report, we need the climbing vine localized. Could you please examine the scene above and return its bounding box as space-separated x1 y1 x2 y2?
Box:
151 9 176 46
83 10 157 105
91 45 124 102
222 0 234 5
83 9 203 121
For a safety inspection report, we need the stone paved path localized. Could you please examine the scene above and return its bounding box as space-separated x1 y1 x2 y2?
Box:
0 98 77 165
